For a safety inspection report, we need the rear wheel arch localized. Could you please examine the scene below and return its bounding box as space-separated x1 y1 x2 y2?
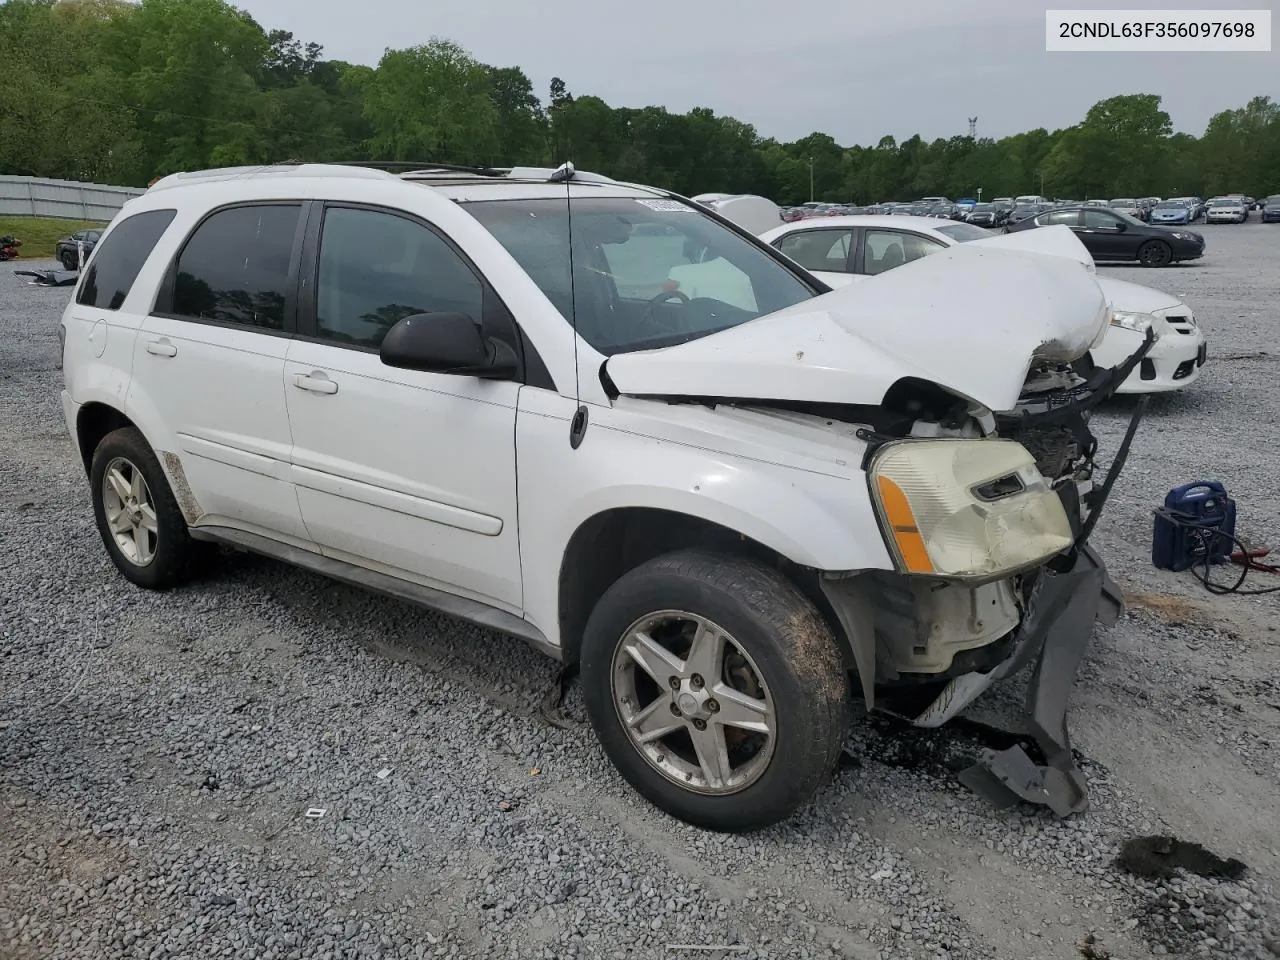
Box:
76 403 137 475
555 507 854 671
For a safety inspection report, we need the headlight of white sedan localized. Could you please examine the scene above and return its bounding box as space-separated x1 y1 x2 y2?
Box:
1109 310 1156 333
868 439 1073 582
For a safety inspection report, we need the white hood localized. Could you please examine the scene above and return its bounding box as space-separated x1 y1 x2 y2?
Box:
968 224 1095 271
606 244 1111 413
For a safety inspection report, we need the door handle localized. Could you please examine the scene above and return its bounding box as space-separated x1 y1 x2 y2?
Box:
292 372 338 395
146 338 177 357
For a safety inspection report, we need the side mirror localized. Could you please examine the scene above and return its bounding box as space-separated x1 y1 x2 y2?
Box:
379 312 517 379
1113 221 1127 232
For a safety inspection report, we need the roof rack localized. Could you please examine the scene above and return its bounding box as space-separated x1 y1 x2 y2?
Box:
145 162 397 192
330 160 506 177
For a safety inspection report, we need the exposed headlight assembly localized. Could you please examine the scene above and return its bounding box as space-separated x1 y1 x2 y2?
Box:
1110 309 1155 333
869 439 1073 581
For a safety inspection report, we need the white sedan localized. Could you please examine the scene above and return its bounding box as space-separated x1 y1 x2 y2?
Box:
758 216 1207 394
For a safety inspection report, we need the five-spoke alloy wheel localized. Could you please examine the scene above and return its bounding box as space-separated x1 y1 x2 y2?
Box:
582 549 850 832
90 426 197 589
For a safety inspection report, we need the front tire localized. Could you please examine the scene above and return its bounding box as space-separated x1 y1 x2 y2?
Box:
60 252 77 271
1138 239 1172 267
89 427 196 590
581 549 850 831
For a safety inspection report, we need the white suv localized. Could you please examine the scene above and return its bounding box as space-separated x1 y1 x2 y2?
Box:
60 163 1141 831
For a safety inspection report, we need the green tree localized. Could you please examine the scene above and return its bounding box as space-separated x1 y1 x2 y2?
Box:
363 39 498 164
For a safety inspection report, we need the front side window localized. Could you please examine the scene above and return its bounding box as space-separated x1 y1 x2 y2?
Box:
776 229 854 273
862 230 944 275
171 204 300 330
314 207 484 349
75 209 177 311
462 196 816 355
1082 209 1121 229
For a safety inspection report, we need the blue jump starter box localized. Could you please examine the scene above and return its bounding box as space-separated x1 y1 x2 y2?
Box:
1151 481 1236 572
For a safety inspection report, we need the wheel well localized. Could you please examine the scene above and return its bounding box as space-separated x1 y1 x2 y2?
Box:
556 507 846 667
75 403 135 474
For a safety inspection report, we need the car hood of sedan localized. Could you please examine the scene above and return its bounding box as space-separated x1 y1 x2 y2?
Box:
605 244 1110 414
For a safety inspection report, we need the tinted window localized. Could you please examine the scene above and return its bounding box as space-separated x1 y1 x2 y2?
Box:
315 207 484 349
75 209 176 311
862 230 943 275
171 204 300 330
463 197 815 355
1082 209 1121 229
777 230 854 273
1039 210 1079 226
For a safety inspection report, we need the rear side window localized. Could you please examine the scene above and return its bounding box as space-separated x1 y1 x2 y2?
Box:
170 204 301 330
75 209 176 310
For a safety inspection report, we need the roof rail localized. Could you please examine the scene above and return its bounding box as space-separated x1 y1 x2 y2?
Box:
145 163 397 192
331 160 506 177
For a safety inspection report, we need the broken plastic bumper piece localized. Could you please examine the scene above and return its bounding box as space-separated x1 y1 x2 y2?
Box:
910 543 1122 817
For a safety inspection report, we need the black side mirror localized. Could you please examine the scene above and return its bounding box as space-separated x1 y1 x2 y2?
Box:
1113 221 1127 232
380 312 517 379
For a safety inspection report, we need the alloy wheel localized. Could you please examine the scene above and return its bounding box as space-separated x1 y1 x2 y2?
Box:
611 610 775 795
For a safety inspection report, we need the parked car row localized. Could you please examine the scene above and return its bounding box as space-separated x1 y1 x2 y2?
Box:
783 192 1278 229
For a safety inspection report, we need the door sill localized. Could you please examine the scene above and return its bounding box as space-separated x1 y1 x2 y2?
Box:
189 524 560 661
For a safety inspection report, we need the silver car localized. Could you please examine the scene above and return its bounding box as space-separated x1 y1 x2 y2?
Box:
1206 197 1248 223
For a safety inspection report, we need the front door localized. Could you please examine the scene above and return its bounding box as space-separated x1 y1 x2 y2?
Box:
283 204 523 611
133 202 310 543
1077 209 1133 260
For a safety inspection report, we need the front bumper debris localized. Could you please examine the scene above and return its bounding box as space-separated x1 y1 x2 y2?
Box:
915 389 1147 816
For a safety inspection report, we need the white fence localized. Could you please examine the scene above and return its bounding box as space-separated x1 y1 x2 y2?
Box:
0 175 143 222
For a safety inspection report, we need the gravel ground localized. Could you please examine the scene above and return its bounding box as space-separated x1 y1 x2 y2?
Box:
2 224 1278 960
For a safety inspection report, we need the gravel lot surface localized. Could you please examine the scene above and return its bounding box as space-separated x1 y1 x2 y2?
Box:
2 224 1278 960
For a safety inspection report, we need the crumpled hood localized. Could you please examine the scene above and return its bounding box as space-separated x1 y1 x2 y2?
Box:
606 244 1110 413
967 224 1095 271
968 225 1186 312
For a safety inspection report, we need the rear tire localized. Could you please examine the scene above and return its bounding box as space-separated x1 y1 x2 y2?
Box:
60 252 77 271
581 549 850 831
89 427 196 590
1138 240 1172 268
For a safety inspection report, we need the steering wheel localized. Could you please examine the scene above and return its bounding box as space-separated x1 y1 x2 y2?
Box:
640 289 690 335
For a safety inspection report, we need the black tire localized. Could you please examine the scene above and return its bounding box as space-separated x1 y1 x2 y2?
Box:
89 427 196 590
60 251 77 271
581 549 850 832
1137 240 1172 268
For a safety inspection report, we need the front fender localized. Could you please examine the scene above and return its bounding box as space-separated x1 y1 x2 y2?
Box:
515 391 894 648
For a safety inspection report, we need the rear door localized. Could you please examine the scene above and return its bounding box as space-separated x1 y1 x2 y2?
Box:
134 202 310 543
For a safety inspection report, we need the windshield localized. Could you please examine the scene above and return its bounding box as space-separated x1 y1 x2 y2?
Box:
1154 201 1184 209
1209 199 1239 207
462 196 818 355
969 204 993 212
1108 200 1135 207
934 222 994 242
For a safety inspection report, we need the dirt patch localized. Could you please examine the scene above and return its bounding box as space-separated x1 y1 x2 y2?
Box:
1121 587 1204 625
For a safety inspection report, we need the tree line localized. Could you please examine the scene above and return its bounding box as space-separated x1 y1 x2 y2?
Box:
3 0 1278 204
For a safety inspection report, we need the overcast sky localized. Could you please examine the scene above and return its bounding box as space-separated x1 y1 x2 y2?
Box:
240 0 1276 145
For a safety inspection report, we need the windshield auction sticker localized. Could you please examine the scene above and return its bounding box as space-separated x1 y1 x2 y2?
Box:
1046 9 1271 50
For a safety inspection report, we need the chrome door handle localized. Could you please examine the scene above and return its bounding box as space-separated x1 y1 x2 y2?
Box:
292 372 338 395
146 338 177 357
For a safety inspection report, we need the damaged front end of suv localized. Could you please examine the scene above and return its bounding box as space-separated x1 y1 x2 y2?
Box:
821 336 1152 817
606 243 1151 817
